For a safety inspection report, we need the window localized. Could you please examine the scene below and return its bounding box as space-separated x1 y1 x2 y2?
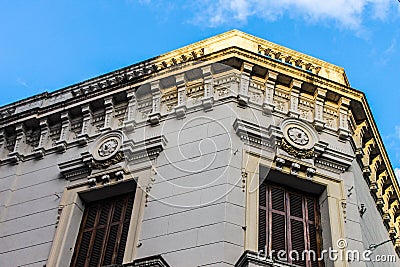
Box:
259 183 322 267
70 192 135 267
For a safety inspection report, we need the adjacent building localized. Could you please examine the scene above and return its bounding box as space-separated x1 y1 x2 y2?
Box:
0 30 399 267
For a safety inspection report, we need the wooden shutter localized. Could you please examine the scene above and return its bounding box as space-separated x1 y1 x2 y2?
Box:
289 193 305 266
258 184 267 252
70 192 135 267
306 197 320 267
270 186 286 257
258 183 322 267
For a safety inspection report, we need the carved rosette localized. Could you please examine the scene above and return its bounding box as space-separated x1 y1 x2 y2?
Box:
280 118 318 159
288 126 309 146
91 131 124 168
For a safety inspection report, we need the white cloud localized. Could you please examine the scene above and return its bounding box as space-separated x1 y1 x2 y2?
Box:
395 168 400 181
378 37 398 65
191 0 396 30
16 77 29 88
396 126 400 139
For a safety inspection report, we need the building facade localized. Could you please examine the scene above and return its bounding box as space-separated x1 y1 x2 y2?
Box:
0 30 399 267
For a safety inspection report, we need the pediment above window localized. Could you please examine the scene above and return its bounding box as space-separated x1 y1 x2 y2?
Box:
58 131 167 181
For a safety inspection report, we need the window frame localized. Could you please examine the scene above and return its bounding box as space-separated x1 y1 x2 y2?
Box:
70 192 136 267
259 183 323 267
46 170 149 267
241 152 346 267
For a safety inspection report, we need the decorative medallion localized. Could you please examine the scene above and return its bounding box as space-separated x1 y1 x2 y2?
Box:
98 138 119 157
91 131 124 168
280 118 318 159
288 126 309 146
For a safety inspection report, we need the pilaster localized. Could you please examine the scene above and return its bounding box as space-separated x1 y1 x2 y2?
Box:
174 73 187 118
33 118 50 158
338 97 351 140
124 89 138 132
289 79 302 118
313 87 327 131
77 104 93 145
8 123 26 163
55 111 71 152
238 62 253 106
0 128 5 159
102 96 115 131
201 65 214 111
148 80 161 125
262 70 277 114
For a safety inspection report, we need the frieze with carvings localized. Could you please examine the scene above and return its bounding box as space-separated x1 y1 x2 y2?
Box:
137 98 153 115
248 79 264 105
274 86 290 100
70 120 83 136
186 82 204 98
213 73 240 100
323 106 338 130
273 99 288 113
299 98 314 121
114 104 128 122
216 87 229 97
140 110 151 120
49 125 62 146
161 88 178 113
25 129 41 151
249 91 262 104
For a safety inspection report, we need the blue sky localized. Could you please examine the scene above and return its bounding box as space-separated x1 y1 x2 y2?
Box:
1 0 400 176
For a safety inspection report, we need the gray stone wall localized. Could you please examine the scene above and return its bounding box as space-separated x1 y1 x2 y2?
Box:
0 153 67 266
135 104 246 266
350 163 399 266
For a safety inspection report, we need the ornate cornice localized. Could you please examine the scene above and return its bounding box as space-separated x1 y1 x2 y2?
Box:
258 44 321 75
220 47 362 99
58 156 92 181
122 135 167 164
233 118 278 151
0 47 363 131
0 30 364 125
352 98 400 246
0 49 204 124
